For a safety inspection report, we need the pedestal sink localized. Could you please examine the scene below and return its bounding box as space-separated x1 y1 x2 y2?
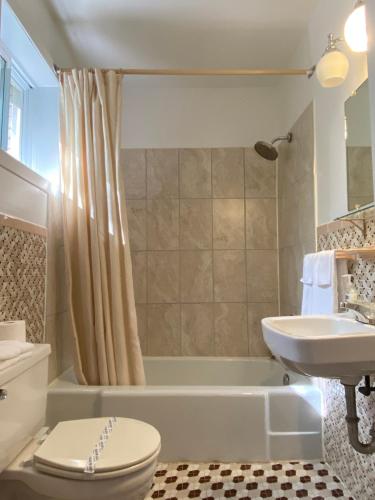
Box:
261 313 375 454
261 314 375 384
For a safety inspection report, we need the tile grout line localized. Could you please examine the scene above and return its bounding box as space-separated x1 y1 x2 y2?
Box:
177 148 182 356
210 148 216 355
145 149 150 355
243 147 250 356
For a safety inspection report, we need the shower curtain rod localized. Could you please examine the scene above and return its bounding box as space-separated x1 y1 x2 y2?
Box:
54 65 311 77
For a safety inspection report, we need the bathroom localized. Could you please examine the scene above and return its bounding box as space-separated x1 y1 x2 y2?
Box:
0 0 375 498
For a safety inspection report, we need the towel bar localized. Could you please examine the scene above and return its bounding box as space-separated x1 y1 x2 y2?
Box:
335 247 375 260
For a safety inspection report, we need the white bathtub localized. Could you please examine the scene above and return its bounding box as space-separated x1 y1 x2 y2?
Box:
47 357 322 462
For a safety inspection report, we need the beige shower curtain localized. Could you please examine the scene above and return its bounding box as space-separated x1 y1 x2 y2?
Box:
59 69 145 385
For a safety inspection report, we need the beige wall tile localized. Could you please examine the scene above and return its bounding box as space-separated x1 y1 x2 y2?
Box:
44 313 59 382
131 252 147 303
147 199 179 250
127 199 146 251
179 148 211 198
147 304 180 355
118 146 283 358
247 250 278 302
181 303 214 355
246 198 277 249
180 199 212 249
278 192 299 248
147 149 179 198
121 149 146 199
245 148 276 198
46 242 66 316
214 250 246 302
213 199 245 249
136 304 148 355
46 193 66 317
148 251 179 303
212 148 244 198
279 246 303 312
214 303 248 356
181 251 213 302
248 302 278 356
278 104 315 313
45 311 71 382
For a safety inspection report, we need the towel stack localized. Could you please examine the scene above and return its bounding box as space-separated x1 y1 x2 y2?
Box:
0 340 34 371
301 250 347 315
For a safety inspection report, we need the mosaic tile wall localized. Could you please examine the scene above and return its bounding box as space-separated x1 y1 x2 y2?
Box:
121 147 279 357
318 207 375 500
0 219 47 343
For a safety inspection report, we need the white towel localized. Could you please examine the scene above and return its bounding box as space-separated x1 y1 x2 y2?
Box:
301 251 347 315
0 351 33 371
316 250 334 286
300 253 315 285
0 340 33 361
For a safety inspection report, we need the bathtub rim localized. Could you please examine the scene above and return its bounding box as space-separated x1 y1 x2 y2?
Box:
49 356 316 396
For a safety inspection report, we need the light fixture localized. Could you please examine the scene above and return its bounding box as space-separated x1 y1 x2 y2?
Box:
315 34 349 88
344 0 368 53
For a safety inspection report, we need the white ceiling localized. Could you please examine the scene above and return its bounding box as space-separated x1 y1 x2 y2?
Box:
48 0 319 86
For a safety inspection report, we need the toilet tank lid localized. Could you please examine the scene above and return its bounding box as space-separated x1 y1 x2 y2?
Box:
34 417 161 475
0 344 50 386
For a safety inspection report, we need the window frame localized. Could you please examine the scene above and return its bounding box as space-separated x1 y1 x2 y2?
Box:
0 43 10 150
7 62 31 163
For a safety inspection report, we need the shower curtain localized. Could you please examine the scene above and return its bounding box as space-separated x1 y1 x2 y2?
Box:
59 69 145 385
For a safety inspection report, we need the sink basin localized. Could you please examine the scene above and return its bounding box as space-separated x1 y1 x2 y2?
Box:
261 314 375 383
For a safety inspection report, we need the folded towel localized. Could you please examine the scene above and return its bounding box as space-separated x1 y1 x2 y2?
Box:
0 340 33 361
317 250 335 286
301 251 347 315
300 253 315 285
0 351 33 371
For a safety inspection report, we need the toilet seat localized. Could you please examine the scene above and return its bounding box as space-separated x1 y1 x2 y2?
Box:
33 417 161 481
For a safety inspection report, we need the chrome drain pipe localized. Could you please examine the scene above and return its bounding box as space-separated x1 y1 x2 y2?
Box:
343 383 375 454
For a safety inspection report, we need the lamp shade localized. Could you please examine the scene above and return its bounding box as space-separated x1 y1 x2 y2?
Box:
316 50 349 88
344 2 368 53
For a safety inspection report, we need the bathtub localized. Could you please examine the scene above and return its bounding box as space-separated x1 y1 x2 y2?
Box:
47 357 322 462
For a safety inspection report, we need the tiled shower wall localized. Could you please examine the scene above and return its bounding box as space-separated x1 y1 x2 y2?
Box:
278 103 316 315
318 210 375 499
121 147 278 356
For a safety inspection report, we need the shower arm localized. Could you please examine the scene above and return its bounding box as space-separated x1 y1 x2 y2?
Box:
271 133 293 145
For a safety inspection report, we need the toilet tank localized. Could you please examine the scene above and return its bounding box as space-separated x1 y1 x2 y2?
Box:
0 344 50 473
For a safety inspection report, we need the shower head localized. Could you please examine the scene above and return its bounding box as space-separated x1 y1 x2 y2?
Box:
254 132 293 161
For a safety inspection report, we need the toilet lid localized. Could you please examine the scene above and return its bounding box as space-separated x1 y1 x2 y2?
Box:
33 417 161 478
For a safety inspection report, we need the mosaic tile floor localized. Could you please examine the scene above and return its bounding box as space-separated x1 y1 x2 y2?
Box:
146 461 354 500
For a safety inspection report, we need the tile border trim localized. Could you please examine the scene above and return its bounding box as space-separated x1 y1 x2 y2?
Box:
0 213 47 237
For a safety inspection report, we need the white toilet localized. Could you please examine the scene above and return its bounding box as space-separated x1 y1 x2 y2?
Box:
0 344 161 500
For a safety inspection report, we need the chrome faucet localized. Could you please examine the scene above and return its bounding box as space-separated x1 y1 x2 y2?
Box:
340 301 375 326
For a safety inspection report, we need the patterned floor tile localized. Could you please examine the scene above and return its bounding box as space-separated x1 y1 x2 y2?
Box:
146 461 354 500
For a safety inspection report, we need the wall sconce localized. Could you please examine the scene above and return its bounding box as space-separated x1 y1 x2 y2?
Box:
314 34 349 88
344 0 368 53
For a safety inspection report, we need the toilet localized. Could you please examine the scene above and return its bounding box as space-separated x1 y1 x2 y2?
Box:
0 344 161 500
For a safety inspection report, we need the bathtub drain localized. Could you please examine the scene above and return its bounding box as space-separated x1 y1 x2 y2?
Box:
283 373 290 386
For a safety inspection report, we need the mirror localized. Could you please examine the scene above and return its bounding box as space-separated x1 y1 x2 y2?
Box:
345 79 374 211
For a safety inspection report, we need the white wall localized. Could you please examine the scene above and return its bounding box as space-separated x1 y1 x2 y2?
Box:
5 0 76 66
279 0 368 225
0 150 48 226
122 84 282 148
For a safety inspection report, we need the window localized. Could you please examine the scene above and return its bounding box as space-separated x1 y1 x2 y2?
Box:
0 53 9 148
0 0 59 183
6 68 29 161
